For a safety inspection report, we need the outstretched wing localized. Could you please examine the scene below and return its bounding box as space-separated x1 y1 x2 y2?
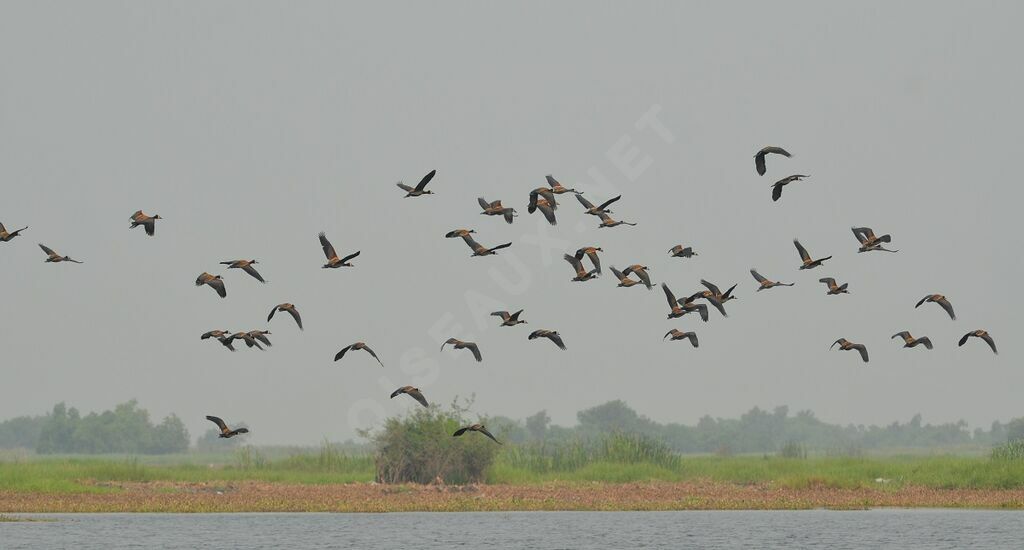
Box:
242 265 266 283
39 243 57 256
478 197 490 210
208 278 227 298
793 239 810 262
453 427 470 437
319 232 338 260
545 175 560 189
610 266 627 282
547 332 566 350
819 277 837 287
509 309 523 321
575 194 596 210
363 345 384 367
205 415 229 433
564 253 585 275
466 342 482 362
478 426 502 444
538 204 557 225
700 279 722 296
915 296 930 308
935 297 956 320
414 169 436 191
333 345 353 362
396 183 414 192
340 250 361 264
585 250 601 274
407 388 429 407
771 183 784 202
662 283 678 308
285 307 303 330
597 195 622 211
685 332 699 348
981 333 998 354
750 269 767 283
852 344 869 363
755 152 767 176
694 303 709 322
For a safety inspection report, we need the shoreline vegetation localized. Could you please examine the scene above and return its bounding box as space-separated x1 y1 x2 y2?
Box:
3 451 1024 512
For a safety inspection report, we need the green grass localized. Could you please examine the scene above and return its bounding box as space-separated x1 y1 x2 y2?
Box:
4 443 1024 494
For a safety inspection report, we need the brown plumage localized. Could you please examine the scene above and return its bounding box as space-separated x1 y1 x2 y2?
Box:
460 234 512 257
755 146 791 176
545 174 579 195
852 227 897 253
664 329 698 347
528 190 558 225
771 174 809 202
195 272 226 298
396 169 437 197
831 338 869 363
453 423 501 444
915 294 955 320
0 222 28 242
129 211 162 236
200 330 232 340
668 245 697 258
39 243 83 264
700 279 737 304
391 386 429 407
226 331 263 350
564 253 599 282
445 229 476 239
610 266 644 288
528 329 566 350
891 331 933 350
478 197 517 224
794 239 831 270
818 277 849 295
623 265 653 290
596 211 636 228
441 338 482 362
319 232 360 268
491 309 527 327
220 259 266 283
267 303 303 330
662 283 709 321
334 342 383 367
576 193 621 216
959 330 997 355
750 269 794 291
206 415 249 438
247 330 272 347
574 246 603 274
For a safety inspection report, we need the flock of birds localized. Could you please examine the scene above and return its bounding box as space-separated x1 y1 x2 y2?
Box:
1 147 999 446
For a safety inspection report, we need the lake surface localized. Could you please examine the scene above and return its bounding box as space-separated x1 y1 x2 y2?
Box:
2 510 1023 549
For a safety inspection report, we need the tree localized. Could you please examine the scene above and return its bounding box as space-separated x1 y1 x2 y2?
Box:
525 410 550 441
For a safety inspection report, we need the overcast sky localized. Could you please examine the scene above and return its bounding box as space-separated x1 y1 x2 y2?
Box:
1 2 1020 445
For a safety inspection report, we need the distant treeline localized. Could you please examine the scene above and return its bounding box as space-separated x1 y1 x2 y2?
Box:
490 401 1024 454
1 399 1023 454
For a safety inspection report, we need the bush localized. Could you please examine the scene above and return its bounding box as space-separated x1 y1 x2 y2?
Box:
779 440 807 459
366 401 500 484
992 440 1024 461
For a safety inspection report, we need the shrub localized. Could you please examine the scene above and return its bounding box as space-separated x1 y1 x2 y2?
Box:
992 440 1024 461
367 402 500 484
779 440 808 459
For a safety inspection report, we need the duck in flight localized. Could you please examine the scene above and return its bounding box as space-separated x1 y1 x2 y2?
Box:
891 331 933 350
441 338 483 362
664 329 698 347
491 310 527 327
794 239 831 270
958 330 997 355
39 244 83 264
319 232 360 268
453 424 501 444
916 294 955 320
528 329 566 350
831 338 869 363
220 259 266 283
129 211 162 236
195 272 226 298
391 386 429 407
0 222 28 242
750 269 794 291
267 303 303 330
206 415 249 438
396 169 437 197
334 342 384 367
754 146 791 176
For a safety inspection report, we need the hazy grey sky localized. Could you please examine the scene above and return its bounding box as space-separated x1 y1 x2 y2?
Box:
1 2 1020 445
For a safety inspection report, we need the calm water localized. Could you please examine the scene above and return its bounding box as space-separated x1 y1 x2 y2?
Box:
2 510 1023 549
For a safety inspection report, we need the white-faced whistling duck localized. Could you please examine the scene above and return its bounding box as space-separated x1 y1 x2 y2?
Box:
129 211 162 236
39 243 83 264
661 283 709 321
319 232 360 268
461 234 512 257
445 229 476 239
396 169 436 197
491 309 526 327
220 259 266 283
959 330 997 355
564 253 599 282
916 294 955 320
891 331 933 350
247 330 272 347
669 245 697 258
545 175 580 195
831 338 869 363
453 423 502 444
334 342 383 366
574 246 602 274
0 222 28 242
771 174 809 202
755 146 791 176
576 193 621 216
478 197 517 224
852 227 898 253
528 329 566 350
206 415 249 438
441 338 482 362
227 331 263 350
794 239 831 270
528 191 558 225
750 269 794 291
391 386 429 407
195 272 226 298
623 265 654 290
818 277 849 295
610 266 644 288
597 211 637 228
664 329 699 347
268 303 302 330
